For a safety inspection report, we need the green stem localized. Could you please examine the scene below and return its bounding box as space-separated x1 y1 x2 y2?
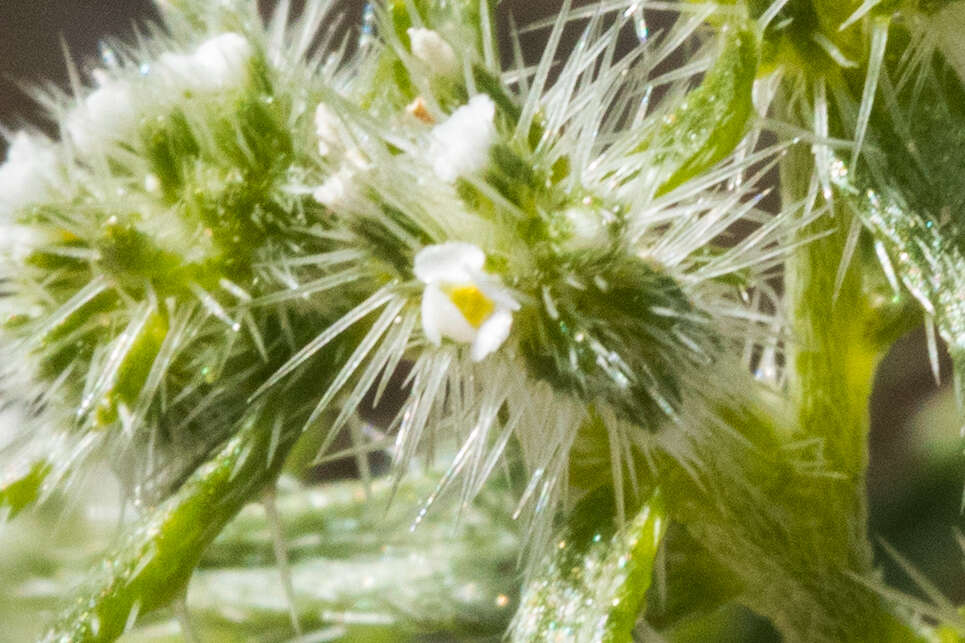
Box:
784 146 876 541
774 141 916 641
41 407 300 643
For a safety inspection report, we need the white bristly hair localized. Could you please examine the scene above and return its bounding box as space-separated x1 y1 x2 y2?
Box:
0 0 803 562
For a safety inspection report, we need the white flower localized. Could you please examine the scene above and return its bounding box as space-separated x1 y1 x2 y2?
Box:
414 242 519 361
158 32 253 93
427 94 497 183
0 133 58 218
407 28 459 77
65 74 138 149
194 33 252 87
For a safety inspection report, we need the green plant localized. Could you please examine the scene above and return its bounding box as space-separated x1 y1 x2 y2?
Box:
0 0 962 641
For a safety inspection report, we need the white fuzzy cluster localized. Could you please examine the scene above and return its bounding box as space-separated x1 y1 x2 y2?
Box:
427 94 497 183
65 33 252 151
0 1 805 605
0 133 60 262
0 133 58 217
407 28 459 77
158 32 254 93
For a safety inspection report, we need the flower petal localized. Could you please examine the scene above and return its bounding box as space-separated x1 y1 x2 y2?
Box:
471 308 513 361
422 283 477 344
428 94 496 183
407 28 459 77
414 241 486 284
194 33 252 89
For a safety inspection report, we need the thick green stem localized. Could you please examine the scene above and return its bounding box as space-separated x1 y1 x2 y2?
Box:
41 407 300 643
773 141 915 641
784 147 877 556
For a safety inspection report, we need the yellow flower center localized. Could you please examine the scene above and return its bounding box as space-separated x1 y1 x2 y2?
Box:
446 284 494 329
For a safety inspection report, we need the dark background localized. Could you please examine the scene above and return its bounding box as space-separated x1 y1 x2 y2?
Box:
1 0 960 632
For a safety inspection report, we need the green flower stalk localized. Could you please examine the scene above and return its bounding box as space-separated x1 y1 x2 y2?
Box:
0 0 963 641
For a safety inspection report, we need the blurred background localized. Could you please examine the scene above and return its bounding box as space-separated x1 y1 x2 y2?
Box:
1 1 961 640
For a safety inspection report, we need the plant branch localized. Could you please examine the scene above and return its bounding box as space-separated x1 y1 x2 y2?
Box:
41 406 301 642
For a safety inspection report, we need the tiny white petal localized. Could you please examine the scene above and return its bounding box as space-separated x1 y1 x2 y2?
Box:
414 241 486 284
427 94 497 183
407 28 459 77
471 309 513 361
478 279 521 311
420 285 444 346
423 284 477 343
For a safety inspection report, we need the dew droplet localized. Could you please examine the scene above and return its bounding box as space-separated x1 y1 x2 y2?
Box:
99 42 119 69
359 3 377 50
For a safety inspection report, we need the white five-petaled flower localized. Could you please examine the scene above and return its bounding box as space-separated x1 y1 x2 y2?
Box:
407 28 459 78
427 94 496 183
414 242 519 361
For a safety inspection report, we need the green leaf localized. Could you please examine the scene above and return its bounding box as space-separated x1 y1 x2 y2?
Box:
644 523 743 632
830 28 965 413
161 473 519 641
41 405 301 643
642 23 759 196
513 487 667 642
0 459 51 521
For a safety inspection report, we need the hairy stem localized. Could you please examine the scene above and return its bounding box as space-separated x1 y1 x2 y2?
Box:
774 140 916 641
41 407 301 643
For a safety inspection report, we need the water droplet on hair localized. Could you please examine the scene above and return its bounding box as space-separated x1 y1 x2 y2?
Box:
359 3 377 50
99 42 119 69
